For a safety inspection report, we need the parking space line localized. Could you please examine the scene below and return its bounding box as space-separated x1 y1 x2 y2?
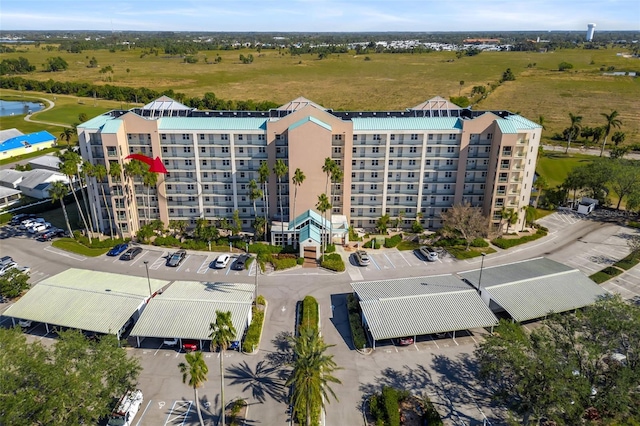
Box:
150 253 167 270
163 400 193 426
383 253 396 269
197 256 211 274
368 255 381 270
135 400 152 426
129 251 147 266
153 342 165 356
225 265 232 275
429 335 440 349
175 255 190 272
398 251 412 267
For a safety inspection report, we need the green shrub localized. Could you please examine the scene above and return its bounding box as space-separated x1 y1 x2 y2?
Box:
325 244 336 253
248 243 282 256
382 387 401 426
245 256 254 269
491 228 548 249
590 271 613 284
349 227 362 242
0 213 11 224
256 295 266 306
153 235 181 247
300 296 319 333
434 237 466 247
180 239 208 250
421 395 443 425
321 253 345 272
242 305 264 353
629 221 640 229
411 221 423 233
73 232 129 249
347 294 367 349
471 238 489 248
296 257 304 265
384 233 402 248
271 255 298 270
613 254 640 270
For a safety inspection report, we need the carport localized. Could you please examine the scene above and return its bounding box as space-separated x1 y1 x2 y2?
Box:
351 274 498 349
458 257 609 322
2 269 169 339
129 281 255 350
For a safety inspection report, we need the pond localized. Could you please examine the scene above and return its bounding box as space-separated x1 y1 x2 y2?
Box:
0 99 45 117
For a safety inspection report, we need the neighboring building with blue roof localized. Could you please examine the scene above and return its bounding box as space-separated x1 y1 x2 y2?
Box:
0 130 56 158
78 96 542 240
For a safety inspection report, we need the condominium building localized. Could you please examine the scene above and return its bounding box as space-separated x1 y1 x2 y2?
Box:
78 95 542 243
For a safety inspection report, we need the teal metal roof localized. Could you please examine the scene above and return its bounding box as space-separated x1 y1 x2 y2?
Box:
100 120 123 134
158 117 267 131
497 115 542 134
289 209 330 230
289 116 332 132
299 223 321 244
496 120 519 134
352 117 462 131
79 114 113 130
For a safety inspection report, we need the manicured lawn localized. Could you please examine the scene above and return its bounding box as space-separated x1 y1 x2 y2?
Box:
51 238 109 257
447 247 496 260
396 240 422 251
536 152 595 188
0 146 62 166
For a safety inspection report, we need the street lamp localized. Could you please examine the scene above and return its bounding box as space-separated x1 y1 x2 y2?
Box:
254 255 259 302
477 253 486 292
143 261 152 299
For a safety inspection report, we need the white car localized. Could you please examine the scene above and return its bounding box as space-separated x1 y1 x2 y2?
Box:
18 319 32 328
28 222 51 234
163 337 179 347
214 254 231 269
0 261 18 276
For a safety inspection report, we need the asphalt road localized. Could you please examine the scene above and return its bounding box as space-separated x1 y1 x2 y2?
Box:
1 210 639 426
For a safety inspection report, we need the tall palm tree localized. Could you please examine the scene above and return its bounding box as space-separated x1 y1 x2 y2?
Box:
93 164 114 238
316 193 332 260
273 159 288 247
533 175 549 207
124 159 145 224
108 161 125 238
286 328 342 426
600 110 622 157
565 113 583 154
258 161 270 242
248 179 263 238
209 310 237 426
329 166 342 246
178 351 209 426
58 127 76 147
291 168 306 248
81 160 97 234
48 180 73 237
501 208 518 234
142 170 158 224
321 158 336 248
59 151 92 243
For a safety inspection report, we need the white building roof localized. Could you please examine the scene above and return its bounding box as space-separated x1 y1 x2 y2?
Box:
0 128 24 143
28 154 62 170
2 269 169 335
351 274 498 341
0 169 24 187
142 95 192 111
18 169 68 191
130 281 254 341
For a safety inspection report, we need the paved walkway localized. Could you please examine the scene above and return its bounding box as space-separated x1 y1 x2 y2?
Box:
542 144 640 160
22 97 72 128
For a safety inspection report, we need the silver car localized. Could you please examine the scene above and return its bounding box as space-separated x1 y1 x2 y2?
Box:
419 246 438 261
355 250 371 266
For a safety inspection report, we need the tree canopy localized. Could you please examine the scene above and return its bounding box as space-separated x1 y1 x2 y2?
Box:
0 328 141 425
475 295 640 425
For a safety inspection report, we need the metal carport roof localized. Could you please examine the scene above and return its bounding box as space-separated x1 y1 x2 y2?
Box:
130 281 255 341
351 275 498 342
458 257 608 322
2 269 169 335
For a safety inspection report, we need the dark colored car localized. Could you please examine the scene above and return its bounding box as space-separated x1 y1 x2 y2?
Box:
395 336 414 346
120 247 142 261
10 214 35 226
229 340 241 351
182 340 199 352
232 254 250 270
107 243 129 257
167 249 187 267
37 228 59 242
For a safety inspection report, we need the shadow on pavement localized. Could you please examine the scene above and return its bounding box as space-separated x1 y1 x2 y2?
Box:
329 293 354 350
226 360 288 404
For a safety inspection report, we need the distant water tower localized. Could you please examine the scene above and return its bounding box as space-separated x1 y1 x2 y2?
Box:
586 23 596 41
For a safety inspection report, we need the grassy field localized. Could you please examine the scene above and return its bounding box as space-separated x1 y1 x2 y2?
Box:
1 45 638 144
536 152 595 188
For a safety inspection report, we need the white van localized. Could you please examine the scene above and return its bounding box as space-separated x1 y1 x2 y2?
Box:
214 254 231 269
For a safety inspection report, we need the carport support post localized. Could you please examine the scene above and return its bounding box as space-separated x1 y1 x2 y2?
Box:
144 261 152 298
477 253 486 292
136 336 140 347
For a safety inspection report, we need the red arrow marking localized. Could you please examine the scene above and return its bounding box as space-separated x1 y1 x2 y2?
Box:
125 154 167 174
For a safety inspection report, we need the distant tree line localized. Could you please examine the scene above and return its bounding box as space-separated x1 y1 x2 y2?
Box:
0 57 36 75
0 76 278 111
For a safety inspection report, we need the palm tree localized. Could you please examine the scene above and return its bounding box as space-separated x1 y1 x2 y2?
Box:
322 158 336 248
48 180 73 237
58 127 76 147
316 193 332 260
178 351 209 426
564 113 583 154
142 171 158 224
93 164 114 238
291 168 306 248
533 175 549 207
59 151 92 243
600 110 623 157
258 161 270 242
248 179 263 238
329 166 342 246
501 208 518 234
273 159 288 247
286 328 342 426
108 161 124 238
209 310 237 426
81 160 97 234
124 159 145 224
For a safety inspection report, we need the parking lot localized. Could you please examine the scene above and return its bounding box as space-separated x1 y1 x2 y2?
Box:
346 247 455 281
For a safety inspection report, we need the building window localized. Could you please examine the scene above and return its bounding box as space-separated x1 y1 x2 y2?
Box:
426 147 432 153
372 159 379 166
203 172 208 178
372 147 379 153
370 184 377 190
106 146 117 157
185 159 192 166
443 196 450 201
238 134 243 141
182 134 190 140
407 184 414 190
334 134 343 141
409 147 417 153
408 172 415 178
238 147 244 153
200 147 206 153
371 172 378 178
445 171 452 178
222 147 229 153
446 159 453 165
411 134 418 140
487 133 493 139
447 147 455 153
428 134 433 140
204 185 209 190
223 172 230 178
373 134 381 141
389 147 394 153
409 159 416 166
259 147 266 153
183 146 191 153
369 207 376 213
444 184 451 190
390 134 395 141
333 146 342 154
162 147 168 153
223 160 230 166
485 146 491 153
202 160 207 166
449 134 456 140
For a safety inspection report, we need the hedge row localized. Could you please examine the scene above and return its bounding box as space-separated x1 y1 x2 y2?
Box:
491 227 548 249
321 253 345 272
613 254 640 270
242 302 265 353
590 266 624 284
384 233 403 248
422 395 444 425
369 387 409 426
299 295 319 333
347 294 367 350
271 255 299 270
73 232 129 249
628 221 640 229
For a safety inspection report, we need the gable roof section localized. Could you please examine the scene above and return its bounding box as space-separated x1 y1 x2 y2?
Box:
460 257 573 287
288 209 330 231
158 117 267 131
0 128 24 143
497 114 542 134
352 275 497 341
411 96 463 111
18 169 67 191
100 119 123 134
298 223 322 244
0 131 56 153
142 95 192 111
0 169 24 186
352 116 462 131
289 116 332 132
130 281 254 341
277 97 328 112
78 113 113 130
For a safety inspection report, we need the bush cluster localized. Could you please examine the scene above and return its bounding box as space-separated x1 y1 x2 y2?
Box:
363 238 379 249
271 255 299 270
613 254 640 270
629 221 640 229
590 266 623 284
471 238 489 248
369 387 409 426
153 235 181 247
421 395 443 425
347 294 367 349
325 244 336 253
73 232 129 248
242 304 265 353
299 296 319 333
491 227 548 249
321 253 345 272
384 233 403 248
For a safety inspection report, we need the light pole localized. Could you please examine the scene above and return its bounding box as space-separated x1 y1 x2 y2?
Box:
143 260 152 299
477 253 486 292
254 255 258 302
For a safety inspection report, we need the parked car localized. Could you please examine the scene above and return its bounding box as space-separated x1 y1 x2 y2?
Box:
120 247 142 261
0 257 18 276
167 249 187 267
107 389 143 426
10 214 35 225
395 336 414 346
107 243 129 257
419 246 438 262
229 340 241 351
19 218 44 230
36 228 66 242
232 254 250 270
163 337 179 347
214 253 231 269
182 340 199 352
28 222 51 234
354 250 371 266
18 319 32 328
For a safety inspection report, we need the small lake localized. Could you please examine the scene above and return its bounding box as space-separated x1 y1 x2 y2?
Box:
0 99 45 117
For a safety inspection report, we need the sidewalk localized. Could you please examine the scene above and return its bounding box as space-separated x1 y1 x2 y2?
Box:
542 144 640 160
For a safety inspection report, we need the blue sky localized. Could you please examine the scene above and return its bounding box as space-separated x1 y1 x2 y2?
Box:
1 0 638 32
